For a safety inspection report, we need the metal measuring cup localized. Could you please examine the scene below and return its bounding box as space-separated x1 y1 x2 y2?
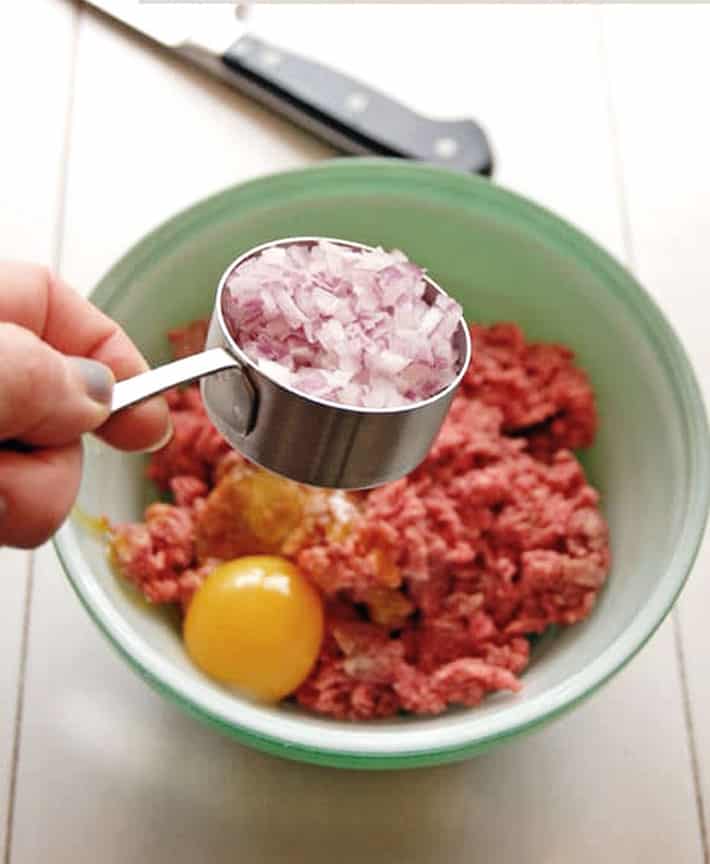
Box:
110 237 472 489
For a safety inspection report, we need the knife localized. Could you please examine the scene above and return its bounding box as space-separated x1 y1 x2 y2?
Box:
80 1 493 175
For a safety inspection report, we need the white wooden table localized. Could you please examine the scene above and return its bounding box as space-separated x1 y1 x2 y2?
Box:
2 3 709 861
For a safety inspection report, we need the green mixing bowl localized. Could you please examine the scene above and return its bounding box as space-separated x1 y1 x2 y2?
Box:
54 159 710 769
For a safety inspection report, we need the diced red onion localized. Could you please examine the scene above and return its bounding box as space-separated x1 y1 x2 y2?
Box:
222 241 463 408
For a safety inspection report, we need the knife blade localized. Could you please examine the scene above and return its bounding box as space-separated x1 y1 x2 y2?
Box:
80 0 493 175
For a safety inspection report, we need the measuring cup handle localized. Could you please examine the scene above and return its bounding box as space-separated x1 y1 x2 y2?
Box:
110 347 240 413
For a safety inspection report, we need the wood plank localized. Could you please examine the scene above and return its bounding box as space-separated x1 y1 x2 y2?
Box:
0 551 30 860
0 1 76 265
0 0 77 856
59 4 331 294
602 4 710 845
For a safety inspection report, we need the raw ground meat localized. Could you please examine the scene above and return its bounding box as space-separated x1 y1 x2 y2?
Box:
463 323 597 460
109 319 609 720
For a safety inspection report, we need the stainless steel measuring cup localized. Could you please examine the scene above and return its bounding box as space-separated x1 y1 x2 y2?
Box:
110 237 472 489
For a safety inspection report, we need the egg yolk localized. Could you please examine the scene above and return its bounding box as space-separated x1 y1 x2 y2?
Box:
183 556 324 702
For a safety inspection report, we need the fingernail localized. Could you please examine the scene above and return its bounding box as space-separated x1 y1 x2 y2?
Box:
68 357 115 408
143 417 174 453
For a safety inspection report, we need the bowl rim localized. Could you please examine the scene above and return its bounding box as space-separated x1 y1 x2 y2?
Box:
54 157 710 768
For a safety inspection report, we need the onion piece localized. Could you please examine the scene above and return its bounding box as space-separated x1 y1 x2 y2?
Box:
223 242 462 408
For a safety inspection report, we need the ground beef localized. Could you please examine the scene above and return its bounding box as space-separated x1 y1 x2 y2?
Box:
147 384 230 489
109 321 610 720
464 323 597 459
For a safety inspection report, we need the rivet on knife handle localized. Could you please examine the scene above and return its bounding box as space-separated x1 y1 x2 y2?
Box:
221 36 493 176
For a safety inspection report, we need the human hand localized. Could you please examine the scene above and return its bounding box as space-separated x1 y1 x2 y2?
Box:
0 261 172 548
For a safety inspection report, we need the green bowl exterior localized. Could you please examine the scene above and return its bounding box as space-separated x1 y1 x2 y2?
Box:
54 158 710 770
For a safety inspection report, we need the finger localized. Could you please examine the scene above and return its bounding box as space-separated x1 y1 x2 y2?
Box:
0 261 171 451
0 441 82 548
87 320 173 453
0 323 113 446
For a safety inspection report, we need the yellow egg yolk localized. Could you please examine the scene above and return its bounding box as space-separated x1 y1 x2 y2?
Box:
183 556 324 702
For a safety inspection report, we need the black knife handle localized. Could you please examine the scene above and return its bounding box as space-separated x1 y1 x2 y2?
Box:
222 36 493 176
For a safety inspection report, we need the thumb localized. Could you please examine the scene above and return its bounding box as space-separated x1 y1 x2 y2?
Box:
0 322 115 447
